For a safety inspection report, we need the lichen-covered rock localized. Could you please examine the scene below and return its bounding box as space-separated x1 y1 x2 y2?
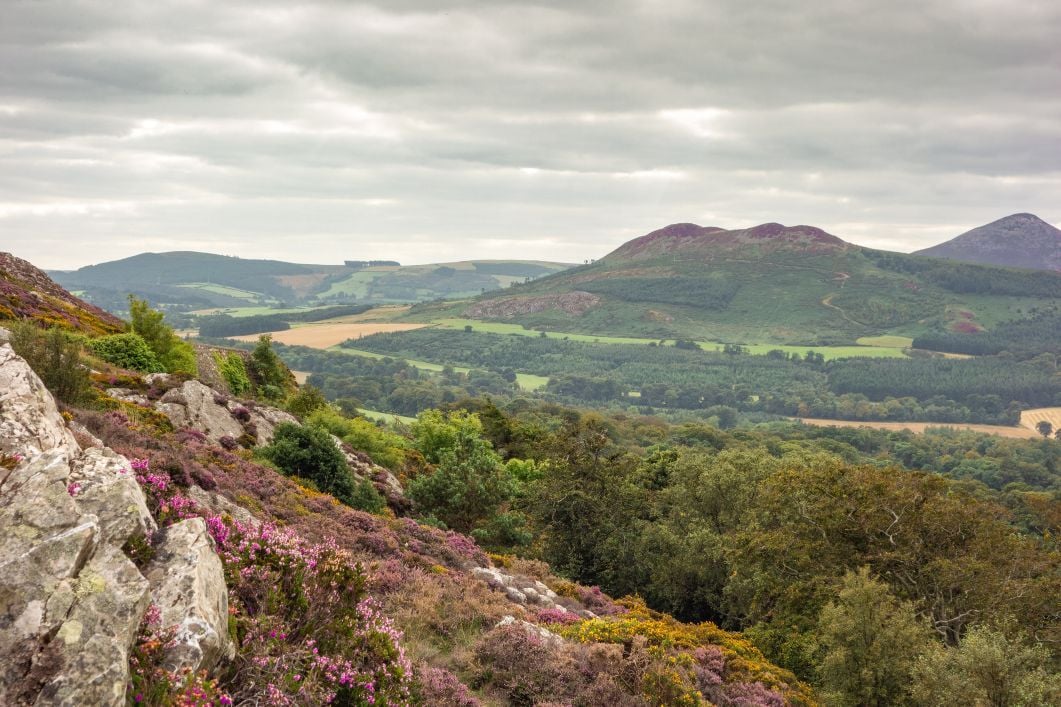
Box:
104 387 150 407
338 443 410 513
185 484 257 527
35 544 151 707
143 518 234 673
0 344 80 460
155 380 244 442
496 615 564 648
232 402 297 446
68 447 156 547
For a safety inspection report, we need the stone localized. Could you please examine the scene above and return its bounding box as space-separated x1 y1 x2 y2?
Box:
0 344 80 460
232 402 297 446
35 544 151 707
104 388 150 407
155 380 244 442
144 518 234 673
185 485 257 527
69 447 156 547
497 615 564 648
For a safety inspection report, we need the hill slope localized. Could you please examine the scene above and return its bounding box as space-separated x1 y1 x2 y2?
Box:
1 251 124 335
424 222 1060 344
914 213 1061 271
52 252 572 314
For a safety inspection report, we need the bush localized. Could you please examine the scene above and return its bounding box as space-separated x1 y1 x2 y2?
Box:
248 335 291 401
285 385 329 419
260 423 384 512
88 333 164 373
9 322 92 404
212 351 250 395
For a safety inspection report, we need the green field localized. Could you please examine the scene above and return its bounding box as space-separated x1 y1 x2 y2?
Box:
334 346 549 391
856 335 914 348
357 408 416 425
436 318 908 360
178 282 265 301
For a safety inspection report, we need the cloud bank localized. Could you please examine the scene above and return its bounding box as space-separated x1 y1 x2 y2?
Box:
2 0 1059 267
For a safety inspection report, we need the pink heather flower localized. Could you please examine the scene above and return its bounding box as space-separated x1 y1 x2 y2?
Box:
66 482 81 497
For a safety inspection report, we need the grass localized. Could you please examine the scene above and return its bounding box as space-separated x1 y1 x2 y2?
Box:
856 335 914 348
178 282 266 301
436 318 908 360
357 408 417 425
333 346 549 391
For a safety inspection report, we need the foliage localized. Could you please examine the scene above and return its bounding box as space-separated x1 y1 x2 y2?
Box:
285 385 330 419
260 423 384 513
307 407 411 471
816 568 931 707
87 332 164 373
199 313 291 338
128 296 198 375
9 321 93 404
248 335 292 401
211 351 251 396
912 309 1061 359
910 624 1061 707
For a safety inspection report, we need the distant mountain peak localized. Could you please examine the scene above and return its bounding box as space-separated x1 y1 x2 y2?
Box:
609 221 850 260
914 213 1060 271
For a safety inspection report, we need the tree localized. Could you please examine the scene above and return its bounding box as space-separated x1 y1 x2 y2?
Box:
1034 420 1053 438
910 625 1061 707
260 423 383 512
817 567 931 707
127 296 197 375
248 334 291 400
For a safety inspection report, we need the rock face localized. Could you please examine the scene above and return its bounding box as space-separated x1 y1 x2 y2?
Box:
144 519 234 673
337 441 410 513
155 380 246 442
0 339 231 706
471 566 594 619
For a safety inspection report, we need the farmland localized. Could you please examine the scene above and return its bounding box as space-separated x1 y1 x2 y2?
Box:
231 322 426 348
1020 407 1061 435
795 417 1039 439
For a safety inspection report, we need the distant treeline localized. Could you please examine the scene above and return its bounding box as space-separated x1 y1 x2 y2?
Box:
198 304 372 338
865 249 1061 298
912 311 1061 358
344 260 400 268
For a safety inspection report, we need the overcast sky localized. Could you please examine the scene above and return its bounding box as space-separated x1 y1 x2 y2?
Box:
2 0 1059 269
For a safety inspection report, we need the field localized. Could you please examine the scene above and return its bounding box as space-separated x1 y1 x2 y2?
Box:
795 417 1039 439
1020 407 1061 435
357 408 417 425
334 347 548 392
178 282 264 302
231 322 426 348
437 318 909 360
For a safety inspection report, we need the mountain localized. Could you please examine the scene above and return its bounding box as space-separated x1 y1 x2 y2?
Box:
51 251 572 314
424 221 1061 344
0 251 124 335
914 213 1061 271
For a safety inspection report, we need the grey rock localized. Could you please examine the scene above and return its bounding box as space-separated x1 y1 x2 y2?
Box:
69 447 156 547
0 344 80 460
35 544 151 707
185 484 257 527
497 615 564 648
155 380 244 442
144 518 234 673
104 388 150 407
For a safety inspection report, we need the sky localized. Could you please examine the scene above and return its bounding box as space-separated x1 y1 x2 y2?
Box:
2 0 1059 269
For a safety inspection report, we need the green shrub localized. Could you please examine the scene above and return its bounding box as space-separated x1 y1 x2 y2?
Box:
260 423 385 512
248 335 291 401
285 385 329 419
307 407 410 470
9 322 92 404
88 333 164 372
212 351 251 395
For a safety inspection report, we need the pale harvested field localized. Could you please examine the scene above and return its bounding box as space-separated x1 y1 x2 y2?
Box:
1020 408 1061 435
795 417 1039 439
232 322 426 349
291 370 311 385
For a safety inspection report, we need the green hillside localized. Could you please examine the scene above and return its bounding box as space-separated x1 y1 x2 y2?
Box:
51 252 573 317
412 222 1060 345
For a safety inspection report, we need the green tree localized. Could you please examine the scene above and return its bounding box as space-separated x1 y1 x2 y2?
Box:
407 410 517 533
127 296 197 375
260 423 383 513
817 567 931 707
248 334 290 401
285 385 329 420
1035 420 1053 438
910 624 1061 707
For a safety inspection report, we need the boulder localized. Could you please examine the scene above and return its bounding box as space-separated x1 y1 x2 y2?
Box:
185 485 257 527
104 388 150 407
497 615 564 648
68 447 156 547
231 402 297 446
35 545 151 707
143 518 234 673
0 345 80 460
155 380 244 442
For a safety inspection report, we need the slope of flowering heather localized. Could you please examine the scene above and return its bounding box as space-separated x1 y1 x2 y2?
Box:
0 251 124 335
73 390 815 706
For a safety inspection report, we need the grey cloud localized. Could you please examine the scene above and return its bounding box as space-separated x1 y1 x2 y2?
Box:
1 0 1059 268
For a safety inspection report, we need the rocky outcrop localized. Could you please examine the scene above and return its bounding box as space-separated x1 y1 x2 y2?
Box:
336 440 410 513
144 519 234 673
228 401 297 447
155 380 245 442
496 615 564 648
0 339 231 706
471 566 593 618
